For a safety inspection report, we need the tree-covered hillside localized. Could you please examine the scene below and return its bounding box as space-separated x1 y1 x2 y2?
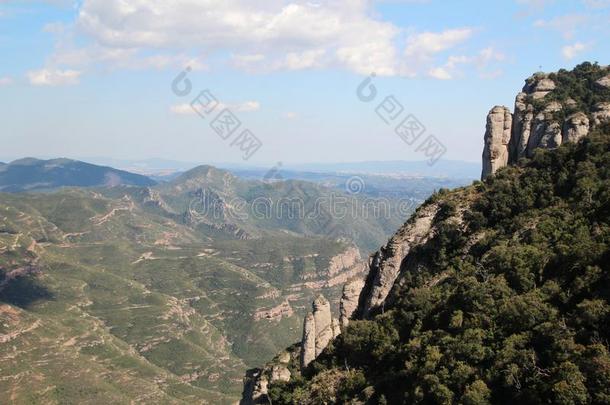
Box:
268 124 610 404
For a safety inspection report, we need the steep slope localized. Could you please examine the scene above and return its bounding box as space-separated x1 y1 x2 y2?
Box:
260 65 610 404
0 158 156 192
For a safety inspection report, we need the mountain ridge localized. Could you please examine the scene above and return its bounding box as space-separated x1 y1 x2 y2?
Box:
0 157 156 192
247 63 610 404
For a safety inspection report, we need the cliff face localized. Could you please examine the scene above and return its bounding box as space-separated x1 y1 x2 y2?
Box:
359 202 439 318
482 66 610 179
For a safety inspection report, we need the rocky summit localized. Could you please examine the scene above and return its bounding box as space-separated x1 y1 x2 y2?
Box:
482 64 610 179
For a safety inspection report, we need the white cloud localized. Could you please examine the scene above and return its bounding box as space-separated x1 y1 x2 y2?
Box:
27 69 81 86
226 101 261 112
0 77 12 86
405 28 474 57
170 100 260 115
39 2 480 78
170 104 196 115
534 14 587 39
425 47 505 80
284 112 298 119
73 0 400 75
562 42 589 59
428 67 452 80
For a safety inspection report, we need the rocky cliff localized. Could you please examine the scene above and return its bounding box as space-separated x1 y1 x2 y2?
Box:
482 64 610 178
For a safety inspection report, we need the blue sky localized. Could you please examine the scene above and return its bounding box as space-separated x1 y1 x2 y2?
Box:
0 0 608 166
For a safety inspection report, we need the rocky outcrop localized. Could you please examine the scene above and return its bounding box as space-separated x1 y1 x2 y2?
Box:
141 187 173 213
526 102 563 155
339 279 365 328
592 102 610 126
563 112 590 143
483 69 610 179
300 312 316 370
253 300 293 321
481 106 512 179
360 202 439 317
595 74 610 90
313 295 332 357
331 318 341 338
271 364 291 382
300 294 347 370
242 350 295 404
327 247 361 277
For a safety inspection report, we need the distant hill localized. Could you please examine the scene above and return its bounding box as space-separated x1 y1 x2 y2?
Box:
0 158 156 192
155 165 411 252
264 160 481 179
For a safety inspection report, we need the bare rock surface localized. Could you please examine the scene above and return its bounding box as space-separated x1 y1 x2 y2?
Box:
300 312 316 370
563 112 590 143
482 106 512 178
362 202 439 317
339 279 365 328
313 295 333 357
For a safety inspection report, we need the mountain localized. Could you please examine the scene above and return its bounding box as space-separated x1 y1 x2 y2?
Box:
227 168 472 201
482 62 610 179
247 63 610 404
0 162 420 402
0 158 156 192
154 165 413 252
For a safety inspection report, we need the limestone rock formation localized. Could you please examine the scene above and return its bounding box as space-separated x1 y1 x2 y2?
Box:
300 312 316 370
253 300 293 321
563 112 590 143
361 202 439 317
242 350 295 404
506 74 560 169
300 294 351 371
245 369 268 404
595 74 610 89
271 365 291 382
592 102 610 126
331 318 341 338
483 68 610 179
339 279 365 328
313 295 333 357
525 73 556 99
481 106 512 178
327 246 361 277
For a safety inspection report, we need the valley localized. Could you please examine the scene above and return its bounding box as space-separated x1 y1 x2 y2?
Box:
0 163 441 403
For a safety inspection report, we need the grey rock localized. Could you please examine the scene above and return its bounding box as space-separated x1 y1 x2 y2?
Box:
331 318 341 339
592 102 610 126
300 312 316 371
339 279 365 328
563 112 590 143
313 295 333 357
270 365 291 383
595 74 610 90
361 202 439 317
482 106 512 178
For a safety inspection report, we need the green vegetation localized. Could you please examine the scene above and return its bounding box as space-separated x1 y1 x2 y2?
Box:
0 166 405 403
531 62 610 121
268 125 610 404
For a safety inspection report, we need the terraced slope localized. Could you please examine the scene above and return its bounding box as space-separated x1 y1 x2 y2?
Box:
0 166 402 402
